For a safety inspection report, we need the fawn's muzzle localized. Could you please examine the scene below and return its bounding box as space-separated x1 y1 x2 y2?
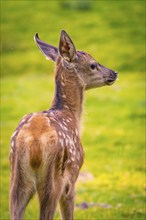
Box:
106 71 118 85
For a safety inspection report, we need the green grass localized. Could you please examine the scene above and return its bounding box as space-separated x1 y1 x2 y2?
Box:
1 1 145 219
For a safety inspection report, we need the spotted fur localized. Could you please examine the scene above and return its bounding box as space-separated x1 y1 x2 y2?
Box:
10 30 117 220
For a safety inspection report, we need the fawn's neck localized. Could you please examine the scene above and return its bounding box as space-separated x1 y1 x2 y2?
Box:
51 60 84 130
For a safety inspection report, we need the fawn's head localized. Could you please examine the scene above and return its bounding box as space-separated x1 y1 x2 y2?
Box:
34 30 118 90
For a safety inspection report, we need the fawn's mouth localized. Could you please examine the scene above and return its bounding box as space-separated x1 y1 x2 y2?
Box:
106 78 116 85
106 72 118 85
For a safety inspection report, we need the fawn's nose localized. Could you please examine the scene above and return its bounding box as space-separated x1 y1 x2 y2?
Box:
114 71 118 76
114 71 118 79
110 71 118 79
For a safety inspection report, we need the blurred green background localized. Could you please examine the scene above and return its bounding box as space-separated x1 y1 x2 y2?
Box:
1 0 145 219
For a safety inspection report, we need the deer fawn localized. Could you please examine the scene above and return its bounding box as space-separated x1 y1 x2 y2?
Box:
10 30 118 220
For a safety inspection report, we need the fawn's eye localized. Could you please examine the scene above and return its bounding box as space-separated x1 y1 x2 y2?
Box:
90 63 97 70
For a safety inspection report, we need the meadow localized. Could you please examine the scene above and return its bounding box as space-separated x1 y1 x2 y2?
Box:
1 1 145 219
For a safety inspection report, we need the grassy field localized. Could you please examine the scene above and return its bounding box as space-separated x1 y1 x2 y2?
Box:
1 1 145 219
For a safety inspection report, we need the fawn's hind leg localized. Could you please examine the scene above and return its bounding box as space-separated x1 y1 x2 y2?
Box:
59 183 75 220
10 162 36 220
37 176 62 220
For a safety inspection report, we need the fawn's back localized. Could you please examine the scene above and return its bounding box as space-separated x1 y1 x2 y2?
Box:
11 110 83 180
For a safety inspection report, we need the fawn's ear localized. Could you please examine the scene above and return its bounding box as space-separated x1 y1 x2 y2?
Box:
59 30 77 62
34 33 58 62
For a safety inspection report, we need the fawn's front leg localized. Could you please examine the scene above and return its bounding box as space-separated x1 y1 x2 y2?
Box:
59 183 75 220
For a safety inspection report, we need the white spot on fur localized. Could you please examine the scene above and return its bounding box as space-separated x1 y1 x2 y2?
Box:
66 119 70 123
65 138 69 146
62 132 66 139
11 140 15 148
71 157 75 162
47 118 50 125
59 138 64 148
61 74 65 80
77 153 80 161
10 147 13 154
11 130 18 140
75 128 78 136
50 117 56 122
27 117 32 123
59 123 64 130
64 105 69 109
61 81 65 86
69 138 75 150
62 94 66 99
73 137 77 144
32 113 38 117
66 134 69 139
76 165 80 170
68 117 72 122
64 126 68 131
69 148 73 154
67 159 71 164
49 112 54 116
62 121 67 126
58 131 62 137
20 118 26 124
72 150 76 156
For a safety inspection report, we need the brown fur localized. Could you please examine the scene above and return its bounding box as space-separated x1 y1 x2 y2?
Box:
10 30 117 220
